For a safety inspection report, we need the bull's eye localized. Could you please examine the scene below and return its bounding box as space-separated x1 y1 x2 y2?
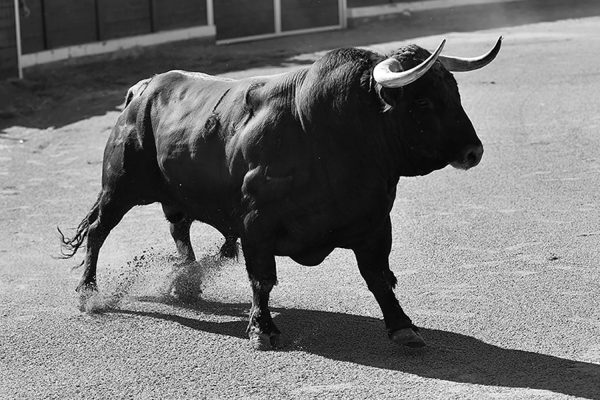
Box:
415 98 434 110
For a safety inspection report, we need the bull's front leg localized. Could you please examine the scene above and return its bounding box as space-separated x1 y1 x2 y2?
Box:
353 216 425 347
241 235 281 350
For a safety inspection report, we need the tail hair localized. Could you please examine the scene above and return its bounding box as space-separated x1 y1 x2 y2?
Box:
57 195 101 259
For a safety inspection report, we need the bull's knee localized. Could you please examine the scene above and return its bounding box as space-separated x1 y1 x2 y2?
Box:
383 269 398 289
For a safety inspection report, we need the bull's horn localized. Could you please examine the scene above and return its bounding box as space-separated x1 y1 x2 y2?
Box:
438 36 502 72
373 39 446 88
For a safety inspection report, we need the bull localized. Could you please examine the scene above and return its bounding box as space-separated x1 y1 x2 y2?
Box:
60 37 502 349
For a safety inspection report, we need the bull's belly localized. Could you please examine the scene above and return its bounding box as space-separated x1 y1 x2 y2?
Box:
162 187 238 236
273 231 336 266
174 199 337 265
160 176 385 265
271 213 366 266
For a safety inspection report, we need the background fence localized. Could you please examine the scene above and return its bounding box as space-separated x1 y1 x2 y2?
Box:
214 0 343 43
2 0 439 78
0 0 18 79
18 0 209 54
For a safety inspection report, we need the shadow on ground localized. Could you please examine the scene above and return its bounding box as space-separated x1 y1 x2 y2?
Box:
2 0 600 131
111 297 600 399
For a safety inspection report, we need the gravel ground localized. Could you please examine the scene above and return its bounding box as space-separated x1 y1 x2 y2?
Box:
1 3 600 400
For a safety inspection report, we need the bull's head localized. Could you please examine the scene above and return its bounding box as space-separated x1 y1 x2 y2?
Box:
373 38 502 175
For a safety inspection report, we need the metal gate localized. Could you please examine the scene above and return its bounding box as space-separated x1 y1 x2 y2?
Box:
214 0 346 44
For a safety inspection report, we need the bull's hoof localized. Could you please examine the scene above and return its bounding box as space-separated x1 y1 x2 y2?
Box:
248 329 282 350
390 328 426 348
76 281 98 312
76 280 97 293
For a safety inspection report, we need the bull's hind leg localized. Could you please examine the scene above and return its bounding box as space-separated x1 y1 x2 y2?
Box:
241 236 281 350
162 205 195 263
78 190 135 292
353 216 425 348
162 205 205 302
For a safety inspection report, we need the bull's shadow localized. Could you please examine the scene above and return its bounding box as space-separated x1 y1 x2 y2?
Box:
115 298 600 399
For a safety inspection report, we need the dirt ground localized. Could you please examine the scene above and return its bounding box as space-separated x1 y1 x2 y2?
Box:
1 1 600 399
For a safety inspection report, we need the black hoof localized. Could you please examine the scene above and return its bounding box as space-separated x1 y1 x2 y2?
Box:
76 280 97 293
166 261 203 303
390 327 426 348
248 328 282 350
76 281 98 312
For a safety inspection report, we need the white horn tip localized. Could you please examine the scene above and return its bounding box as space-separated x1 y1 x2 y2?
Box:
434 39 447 57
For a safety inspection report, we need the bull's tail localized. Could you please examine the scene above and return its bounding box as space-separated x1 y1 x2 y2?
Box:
124 78 152 107
57 194 101 259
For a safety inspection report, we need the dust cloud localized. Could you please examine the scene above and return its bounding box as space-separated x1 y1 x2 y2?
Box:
77 246 233 313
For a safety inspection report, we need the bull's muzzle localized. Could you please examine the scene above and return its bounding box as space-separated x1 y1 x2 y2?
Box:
451 144 483 170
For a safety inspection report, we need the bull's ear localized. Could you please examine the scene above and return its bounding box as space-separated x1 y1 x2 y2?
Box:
376 85 397 113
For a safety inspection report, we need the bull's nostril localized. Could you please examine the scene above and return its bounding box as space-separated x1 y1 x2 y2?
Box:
466 150 477 165
451 145 483 170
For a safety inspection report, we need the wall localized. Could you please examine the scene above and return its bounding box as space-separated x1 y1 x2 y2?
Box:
13 0 347 68
0 0 18 79
214 0 274 41
151 0 207 31
18 0 210 54
214 0 342 43
348 0 433 6
281 0 339 32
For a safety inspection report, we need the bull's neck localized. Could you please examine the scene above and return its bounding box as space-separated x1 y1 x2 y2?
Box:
379 109 431 180
363 116 406 189
314 119 405 202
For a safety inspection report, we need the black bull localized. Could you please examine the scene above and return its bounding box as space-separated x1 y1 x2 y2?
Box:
60 38 502 349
